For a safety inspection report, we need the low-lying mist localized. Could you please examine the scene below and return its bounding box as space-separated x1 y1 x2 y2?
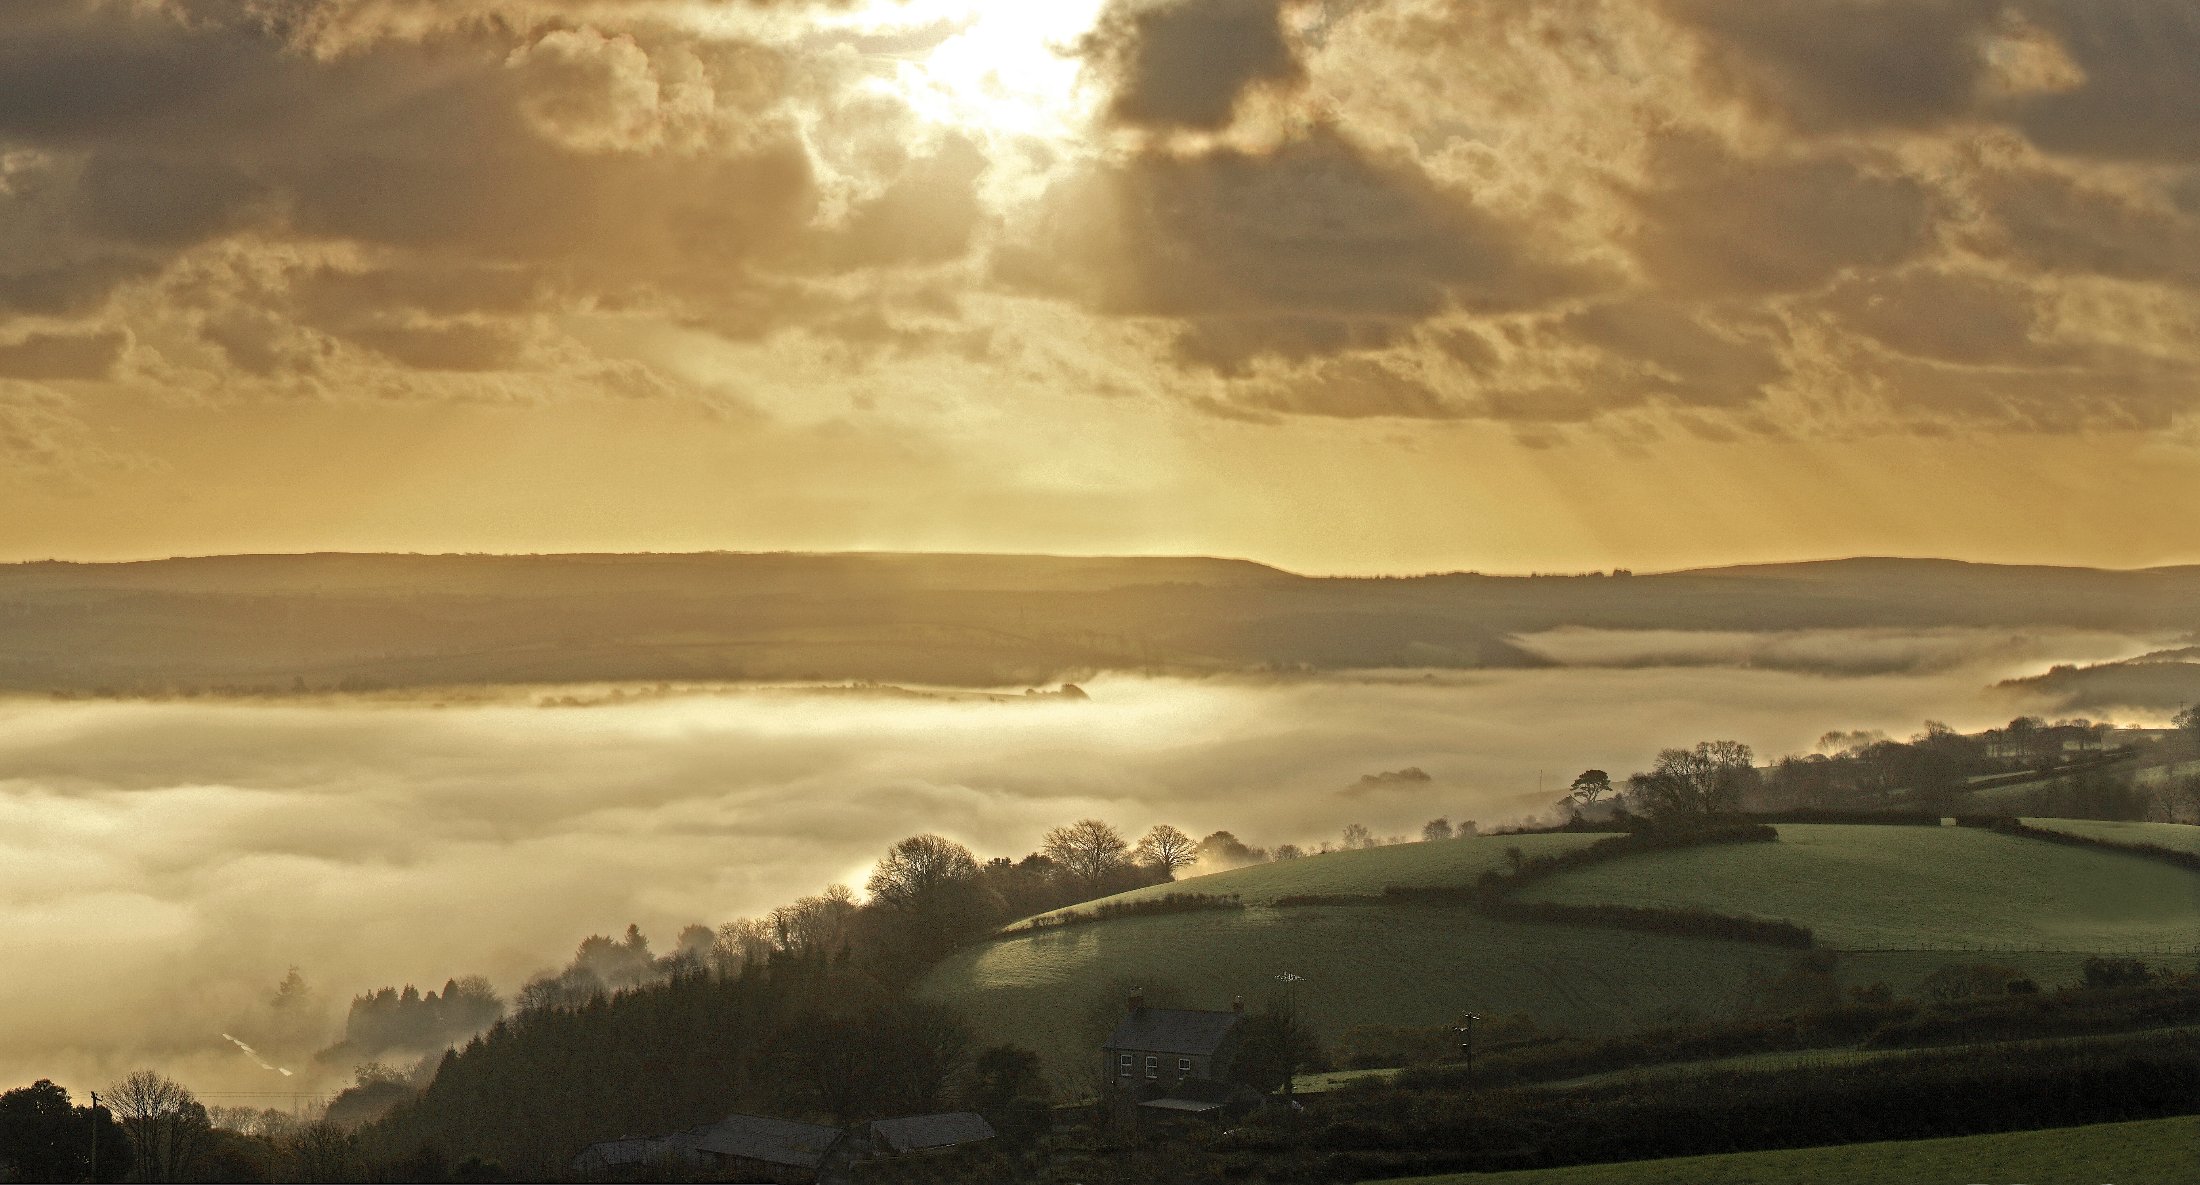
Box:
0 627 2169 1101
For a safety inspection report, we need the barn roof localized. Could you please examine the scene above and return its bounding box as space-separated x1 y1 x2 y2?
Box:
686 1114 845 1168
869 1112 997 1154
1104 1007 1242 1056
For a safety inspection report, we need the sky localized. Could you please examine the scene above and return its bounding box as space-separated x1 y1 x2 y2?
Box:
2 0 2197 573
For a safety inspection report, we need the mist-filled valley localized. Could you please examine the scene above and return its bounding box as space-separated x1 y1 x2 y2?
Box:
0 621 2181 1106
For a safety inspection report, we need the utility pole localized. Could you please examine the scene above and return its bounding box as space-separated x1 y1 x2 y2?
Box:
1276 972 1305 1102
1456 1013 1481 1095
88 1090 99 1183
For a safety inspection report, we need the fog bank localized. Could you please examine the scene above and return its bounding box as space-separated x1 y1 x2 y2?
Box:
0 633 2144 1098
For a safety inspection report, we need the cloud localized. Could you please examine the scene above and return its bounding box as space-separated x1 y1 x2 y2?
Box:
1657 0 2005 132
1084 0 1308 131
1003 125 1590 371
1626 133 1937 297
0 330 126 381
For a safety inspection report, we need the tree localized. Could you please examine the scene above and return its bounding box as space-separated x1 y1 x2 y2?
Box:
865 834 980 908
1421 817 1454 842
1042 819 1130 888
963 1044 1048 1110
0 1080 91 1182
1132 824 1198 875
104 1071 211 1183
1626 741 1758 823
1193 830 1263 868
1566 770 1614 806
1340 823 1373 850
2176 704 2200 749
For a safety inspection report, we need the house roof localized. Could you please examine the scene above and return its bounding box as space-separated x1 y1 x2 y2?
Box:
571 1137 680 1171
1104 1007 1242 1056
685 1114 845 1168
869 1112 997 1154
1139 1097 1226 1114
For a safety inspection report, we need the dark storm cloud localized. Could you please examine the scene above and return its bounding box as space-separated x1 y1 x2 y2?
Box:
1002 126 1590 371
1085 0 1307 131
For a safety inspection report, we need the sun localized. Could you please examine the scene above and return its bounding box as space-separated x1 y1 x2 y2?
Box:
857 0 1113 144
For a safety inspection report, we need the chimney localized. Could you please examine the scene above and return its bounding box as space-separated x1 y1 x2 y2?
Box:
1231 995 1244 1014
1128 988 1146 1014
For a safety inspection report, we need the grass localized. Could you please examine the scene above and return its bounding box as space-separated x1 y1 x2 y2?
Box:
1512 824 2200 952
2021 817 2200 856
925 903 1796 1088
1018 832 1606 922
1384 1114 2200 1184
929 824 2200 1087
1522 1023 2200 1093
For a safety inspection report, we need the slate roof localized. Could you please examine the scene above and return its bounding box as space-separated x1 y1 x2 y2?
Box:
1103 1007 1242 1056
868 1112 997 1154
685 1114 845 1168
571 1136 684 1172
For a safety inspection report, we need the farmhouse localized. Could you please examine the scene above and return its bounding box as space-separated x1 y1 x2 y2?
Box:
1095 984 1240 1103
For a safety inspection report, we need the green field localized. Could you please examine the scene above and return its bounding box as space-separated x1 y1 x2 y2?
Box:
927 823 2200 1087
1389 1115 2200 1185
1020 832 1604 922
2024 817 2200 856
927 904 1797 1089
1513 824 2200 952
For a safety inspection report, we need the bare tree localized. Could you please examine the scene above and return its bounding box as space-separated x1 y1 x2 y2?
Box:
1132 824 1198 875
105 1070 210 1183
1341 823 1373 850
865 834 980 908
1421 818 1454 842
1042 819 1129 887
1626 741 1757 822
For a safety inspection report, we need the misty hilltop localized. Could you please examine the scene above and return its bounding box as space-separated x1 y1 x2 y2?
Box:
2 553 2197 694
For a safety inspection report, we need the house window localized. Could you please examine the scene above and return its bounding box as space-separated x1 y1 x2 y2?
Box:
1144 1056 1158 1078
1117 1053 1132 1073
1178 1058 1192 1074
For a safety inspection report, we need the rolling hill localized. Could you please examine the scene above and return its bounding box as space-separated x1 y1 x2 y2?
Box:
919 825 2200 1088
2 553 2196 693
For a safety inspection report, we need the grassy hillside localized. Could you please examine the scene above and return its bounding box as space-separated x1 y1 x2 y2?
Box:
1388 1114 2200 1185
2023 818 2200 855
927 824 2200 1086
924 904 1799 1091
1513 824 2200 952
1022 832 1604 921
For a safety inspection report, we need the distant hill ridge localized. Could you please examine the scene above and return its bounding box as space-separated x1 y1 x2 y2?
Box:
1 553 2195 693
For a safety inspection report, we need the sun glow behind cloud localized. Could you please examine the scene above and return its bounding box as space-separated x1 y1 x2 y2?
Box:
815 0 1112 145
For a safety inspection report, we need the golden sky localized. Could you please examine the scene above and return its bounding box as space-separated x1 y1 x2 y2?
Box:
1 0 2196 573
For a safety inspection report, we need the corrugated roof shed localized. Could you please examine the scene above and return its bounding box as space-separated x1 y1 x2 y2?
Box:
1104 1007 1242 1055
869 1112 996 1154
687 1114 845 1168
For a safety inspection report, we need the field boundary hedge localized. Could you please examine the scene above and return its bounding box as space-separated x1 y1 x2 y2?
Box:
1008 892 1244 934
1970 817 2200 874
1478 899 1814 947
